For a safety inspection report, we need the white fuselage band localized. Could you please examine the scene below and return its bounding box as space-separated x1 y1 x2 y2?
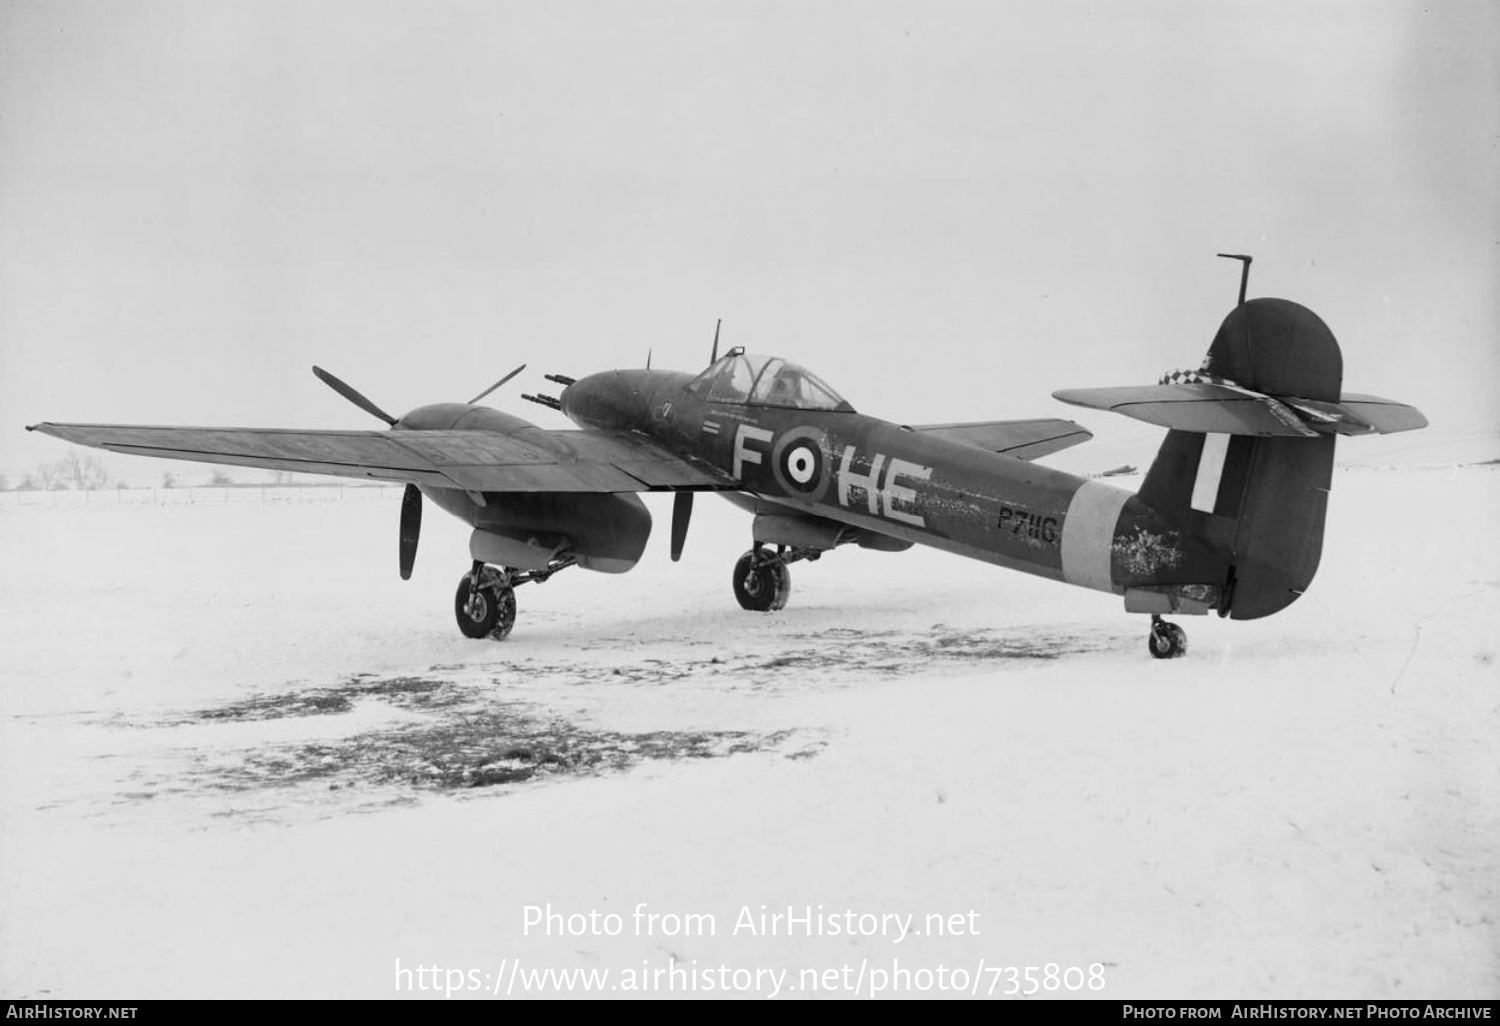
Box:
1060 479 1131 593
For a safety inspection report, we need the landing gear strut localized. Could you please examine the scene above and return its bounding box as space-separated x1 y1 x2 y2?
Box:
454 557 575 640
731 545 820 612
1147 614 1188 659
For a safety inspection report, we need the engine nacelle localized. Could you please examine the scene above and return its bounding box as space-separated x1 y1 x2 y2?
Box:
399 403 654 574
444 490 651 574
398 402 548 437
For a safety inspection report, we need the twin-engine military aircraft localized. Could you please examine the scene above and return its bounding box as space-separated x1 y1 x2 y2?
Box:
28 258 1426 657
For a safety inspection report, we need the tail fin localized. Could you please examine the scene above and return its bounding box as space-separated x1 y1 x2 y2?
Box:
1058 298 1426 620
1138 428 1335 618
1141 299 1340 619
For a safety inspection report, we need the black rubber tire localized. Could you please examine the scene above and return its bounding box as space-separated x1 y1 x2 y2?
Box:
455 573 517 640
733 550 791 612
1147 621 1187 659
489 586 517 640
766 560 791 611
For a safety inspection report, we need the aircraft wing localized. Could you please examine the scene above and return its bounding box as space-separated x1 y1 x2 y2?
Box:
913 418 1093 460
26 423 737 493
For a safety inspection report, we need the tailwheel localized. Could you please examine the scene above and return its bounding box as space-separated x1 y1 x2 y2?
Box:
732 548 791 612
1147 615 1187 659
455 567 518 640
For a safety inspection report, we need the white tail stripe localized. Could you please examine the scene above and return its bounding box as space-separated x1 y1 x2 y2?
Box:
1191 433 1230 514
1060 479 1131 593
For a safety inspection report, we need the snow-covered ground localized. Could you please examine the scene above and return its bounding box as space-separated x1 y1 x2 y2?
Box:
1 462 1496 999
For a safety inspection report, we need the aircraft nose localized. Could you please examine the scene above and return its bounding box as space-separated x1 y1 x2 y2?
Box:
559 371 646 431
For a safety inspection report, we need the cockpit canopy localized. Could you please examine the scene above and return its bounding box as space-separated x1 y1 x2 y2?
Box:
685 350 855 412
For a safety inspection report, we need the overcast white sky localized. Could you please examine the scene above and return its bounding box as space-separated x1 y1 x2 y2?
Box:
3 0 1496 483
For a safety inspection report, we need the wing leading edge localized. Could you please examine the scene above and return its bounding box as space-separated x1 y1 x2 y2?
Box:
25 423 737 493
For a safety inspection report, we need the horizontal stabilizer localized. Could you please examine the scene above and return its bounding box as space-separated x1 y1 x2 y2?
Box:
1334 394 1430 434
913 417 1092 460
1053 384 1317 436
1052 385 1426 437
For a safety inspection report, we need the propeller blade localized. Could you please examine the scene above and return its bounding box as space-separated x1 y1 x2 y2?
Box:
312 366 399 426
670 491 694 562
399 483 422 580
710 319 721 363
467 364 527 405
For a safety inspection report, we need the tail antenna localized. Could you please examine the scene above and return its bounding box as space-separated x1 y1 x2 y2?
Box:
1216 253 1253 306
710 318 722 363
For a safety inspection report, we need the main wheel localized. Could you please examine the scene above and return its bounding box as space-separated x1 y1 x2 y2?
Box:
1147 620 1187 659
455 572 518 640
732 550 792 612
763 559 790 611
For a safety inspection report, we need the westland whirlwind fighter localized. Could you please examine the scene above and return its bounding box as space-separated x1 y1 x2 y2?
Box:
28 258 1426 657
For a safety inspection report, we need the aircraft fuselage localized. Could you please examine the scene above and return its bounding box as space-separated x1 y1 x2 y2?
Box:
560 368 1228 602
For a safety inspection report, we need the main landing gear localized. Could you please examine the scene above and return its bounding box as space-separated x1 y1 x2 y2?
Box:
454 557 575 640
732 545 821 612
1147 614 1188 659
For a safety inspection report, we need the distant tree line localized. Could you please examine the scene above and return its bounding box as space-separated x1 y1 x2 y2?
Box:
5 452 113 491
3 458 364 491
3 453 242 491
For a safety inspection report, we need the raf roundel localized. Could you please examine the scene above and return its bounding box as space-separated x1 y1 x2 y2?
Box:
786 444 817 484
770 428 830 500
